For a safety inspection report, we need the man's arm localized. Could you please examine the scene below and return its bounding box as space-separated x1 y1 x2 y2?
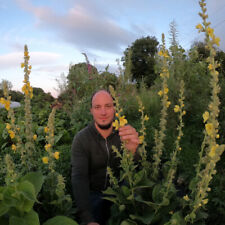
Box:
71 135 94 224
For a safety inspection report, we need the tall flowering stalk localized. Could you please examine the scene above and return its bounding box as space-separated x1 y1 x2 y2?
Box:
152 34 171 180
185 0 225 222
21 45 36 170
161 80 186 209
42 107 60 172
137 96 149 168
0 82 24 162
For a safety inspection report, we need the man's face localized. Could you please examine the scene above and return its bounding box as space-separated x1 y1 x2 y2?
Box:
91 91 115 130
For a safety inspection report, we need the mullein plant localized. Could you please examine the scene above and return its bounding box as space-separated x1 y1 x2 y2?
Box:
151 33 171 181
21 45 38 170
185 0 225 223
137 96 149 169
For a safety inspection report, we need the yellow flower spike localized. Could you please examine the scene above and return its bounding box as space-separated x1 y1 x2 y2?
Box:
42 157 49 164
174 105 180 113
158 90 163 97
11 144 17 151
33 134 37 141
205 123 214 136
112 120 119 130
203 111 209 123
119 116 128 127
54 151 60 160
44 127 49 133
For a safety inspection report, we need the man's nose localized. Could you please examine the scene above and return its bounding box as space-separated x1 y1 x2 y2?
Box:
100 107 107 114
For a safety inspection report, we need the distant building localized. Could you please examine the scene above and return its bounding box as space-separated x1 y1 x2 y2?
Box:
0 101 21 109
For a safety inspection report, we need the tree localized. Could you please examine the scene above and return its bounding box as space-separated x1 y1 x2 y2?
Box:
122 36 159 88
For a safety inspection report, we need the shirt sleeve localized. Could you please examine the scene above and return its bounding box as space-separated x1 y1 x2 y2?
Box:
71 134 94 224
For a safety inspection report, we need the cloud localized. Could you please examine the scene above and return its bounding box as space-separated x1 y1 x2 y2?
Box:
15 0 138 54
0 51 62 69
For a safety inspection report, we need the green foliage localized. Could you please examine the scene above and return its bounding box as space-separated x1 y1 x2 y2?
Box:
122 36 159 88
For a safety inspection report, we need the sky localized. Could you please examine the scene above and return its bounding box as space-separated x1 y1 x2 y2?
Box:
0 0 225 97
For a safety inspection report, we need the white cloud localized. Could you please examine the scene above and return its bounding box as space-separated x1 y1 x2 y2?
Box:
0 51 62 69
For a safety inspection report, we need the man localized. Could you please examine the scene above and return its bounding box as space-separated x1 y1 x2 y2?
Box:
71 90 139 225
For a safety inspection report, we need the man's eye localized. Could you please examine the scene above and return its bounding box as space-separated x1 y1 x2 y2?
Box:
94 106 100 109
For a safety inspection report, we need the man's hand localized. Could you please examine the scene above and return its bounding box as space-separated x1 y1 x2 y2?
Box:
119 125 139 154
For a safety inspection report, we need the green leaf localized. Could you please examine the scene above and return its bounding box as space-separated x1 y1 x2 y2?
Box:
129 213 155 224
121 185 130 197
17 181 36 202
20 172 44 196
134 195 158 209
9 210 40 225
43 216 79 225
120 219 137 225
0 202 9 216
152 184 163 203
103 187 117 196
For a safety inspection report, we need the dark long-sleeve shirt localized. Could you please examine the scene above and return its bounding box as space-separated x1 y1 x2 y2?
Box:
71 122 121 224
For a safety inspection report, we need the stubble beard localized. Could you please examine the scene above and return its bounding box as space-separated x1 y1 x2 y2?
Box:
96 120 113 130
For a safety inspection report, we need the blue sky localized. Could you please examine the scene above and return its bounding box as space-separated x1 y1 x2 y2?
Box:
0 0 225 97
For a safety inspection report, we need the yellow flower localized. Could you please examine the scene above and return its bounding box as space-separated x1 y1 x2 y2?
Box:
208 64 213 71
216 134 220 139
45 144 51 151
206 27 214 38
54 151 60 160
202 199 208 205
196 24 203 31
164 87 169 94
174 105 180 113
178 147 182 151
8 130 15 139
28 65 32 70
119 116 128 127
112 119 119 130
158 50 163 56
24 51 29 57
209 145 217 158
158 90 163 97
144 115 149 121
42 157 49 164
203 111 209 123
115 113 119 117
33 134 37 141
6 123 11 130
214 37 220 46
44 127 49 133
21 63 25 68
139 135 144 144
11 144 17 151
205 123 214 136
166 101 171 108
183 195 190 201
4 100 10 111
183 110 186 115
